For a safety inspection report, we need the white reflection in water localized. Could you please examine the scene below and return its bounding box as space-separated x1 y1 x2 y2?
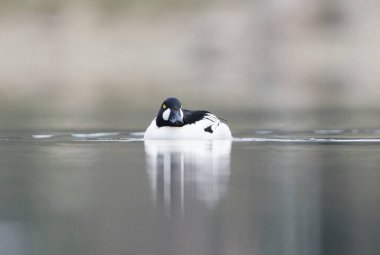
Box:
145 140 231 214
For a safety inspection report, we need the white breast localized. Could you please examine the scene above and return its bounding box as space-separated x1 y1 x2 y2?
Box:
144 116 232 140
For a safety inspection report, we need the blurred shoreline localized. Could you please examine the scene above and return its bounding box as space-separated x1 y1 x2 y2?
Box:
1 1 380 129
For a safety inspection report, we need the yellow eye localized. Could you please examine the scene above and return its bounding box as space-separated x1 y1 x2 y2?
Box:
162 104 166 109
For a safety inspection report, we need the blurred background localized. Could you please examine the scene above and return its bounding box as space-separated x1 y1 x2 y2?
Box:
1 0 380 130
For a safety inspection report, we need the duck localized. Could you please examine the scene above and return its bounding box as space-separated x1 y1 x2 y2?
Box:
144 97 232 140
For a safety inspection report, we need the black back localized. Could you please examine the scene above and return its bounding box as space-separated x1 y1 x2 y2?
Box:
183 109 210 124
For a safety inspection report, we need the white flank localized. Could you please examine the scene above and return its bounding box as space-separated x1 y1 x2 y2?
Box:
144 116 232 140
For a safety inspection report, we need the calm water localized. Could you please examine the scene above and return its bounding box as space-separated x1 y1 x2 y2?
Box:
0 130 380 255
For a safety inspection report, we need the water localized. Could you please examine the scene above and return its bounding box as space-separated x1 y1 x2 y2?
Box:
0 130 380 255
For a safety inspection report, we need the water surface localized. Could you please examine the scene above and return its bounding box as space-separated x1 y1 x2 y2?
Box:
0 130 379 255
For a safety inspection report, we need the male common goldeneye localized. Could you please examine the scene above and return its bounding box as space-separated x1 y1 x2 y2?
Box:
144 97 232 140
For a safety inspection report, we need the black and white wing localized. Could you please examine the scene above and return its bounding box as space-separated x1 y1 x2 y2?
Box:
183 109 222 134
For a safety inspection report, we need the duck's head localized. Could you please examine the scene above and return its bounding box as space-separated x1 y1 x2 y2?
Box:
156 97 184 127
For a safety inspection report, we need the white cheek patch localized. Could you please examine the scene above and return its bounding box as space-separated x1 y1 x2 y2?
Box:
162 109 171 121
180 109 184 120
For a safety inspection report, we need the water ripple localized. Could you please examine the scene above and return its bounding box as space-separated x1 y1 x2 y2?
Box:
233 137 380 143
0 129 380 144
71 132 120 138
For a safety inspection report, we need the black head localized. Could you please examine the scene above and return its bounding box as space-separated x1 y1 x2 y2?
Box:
156 97 184 127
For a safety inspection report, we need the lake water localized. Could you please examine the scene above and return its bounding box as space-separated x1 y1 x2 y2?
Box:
0 130 380 255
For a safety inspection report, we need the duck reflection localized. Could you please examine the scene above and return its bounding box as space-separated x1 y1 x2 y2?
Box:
144 140 231 214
